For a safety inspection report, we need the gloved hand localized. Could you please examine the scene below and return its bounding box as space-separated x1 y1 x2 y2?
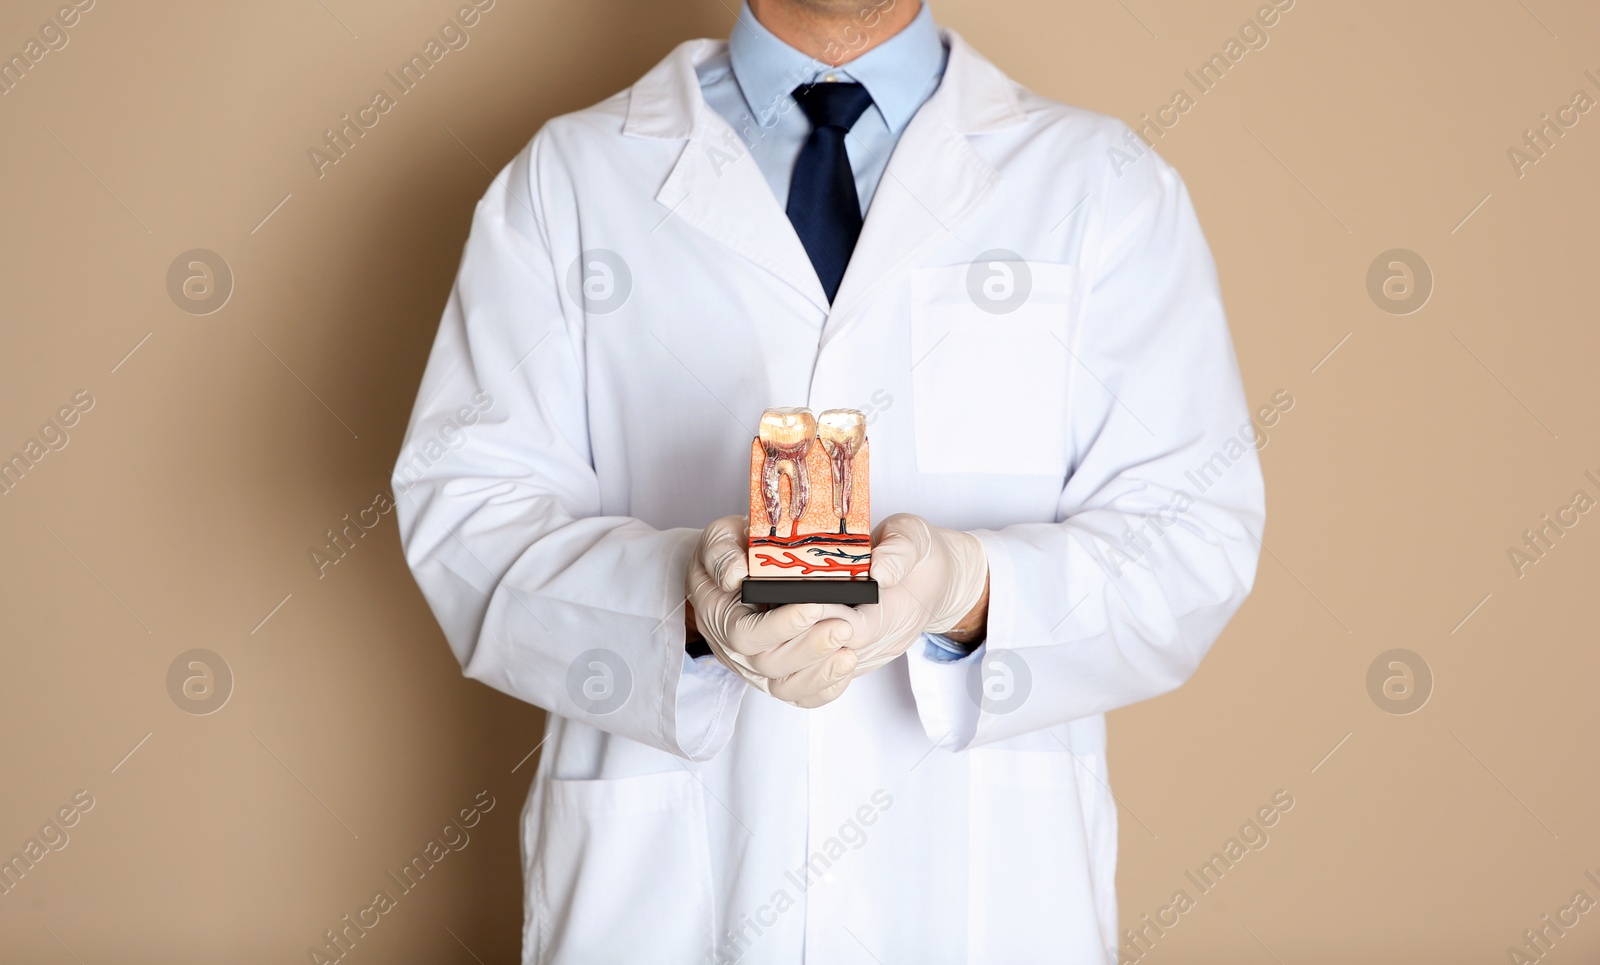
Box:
847 514 989 675
687 516 862 708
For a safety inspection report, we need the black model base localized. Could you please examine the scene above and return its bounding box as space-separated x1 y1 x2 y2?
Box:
741 578 879 606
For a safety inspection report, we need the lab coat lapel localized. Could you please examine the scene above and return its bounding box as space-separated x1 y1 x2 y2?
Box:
823 31 1029 343
656 119 831 315
629 41 830 316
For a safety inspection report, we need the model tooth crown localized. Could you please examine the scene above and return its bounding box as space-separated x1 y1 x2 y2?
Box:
757 407 818 450
816 409 865 455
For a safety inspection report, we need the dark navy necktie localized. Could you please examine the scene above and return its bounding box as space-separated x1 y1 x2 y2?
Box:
786 82 875 303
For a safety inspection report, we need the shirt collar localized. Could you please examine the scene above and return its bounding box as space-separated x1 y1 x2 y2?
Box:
728 1 946 135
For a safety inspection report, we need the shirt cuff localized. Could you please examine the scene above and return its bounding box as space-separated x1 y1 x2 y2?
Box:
923 632 981 662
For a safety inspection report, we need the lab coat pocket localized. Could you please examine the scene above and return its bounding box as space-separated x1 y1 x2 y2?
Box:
966 747 1105 963
530 769 714 965
909 261 1079 476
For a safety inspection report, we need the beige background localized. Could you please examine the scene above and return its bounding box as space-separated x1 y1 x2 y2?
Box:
2 0 1597 961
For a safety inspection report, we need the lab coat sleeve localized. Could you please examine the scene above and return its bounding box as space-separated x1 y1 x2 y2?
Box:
907 148 1265 749
392 139 744 762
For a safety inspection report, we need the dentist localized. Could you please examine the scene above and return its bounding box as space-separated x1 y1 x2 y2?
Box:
395 1 1264 962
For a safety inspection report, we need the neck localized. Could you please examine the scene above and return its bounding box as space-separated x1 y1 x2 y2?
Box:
747 0 921 66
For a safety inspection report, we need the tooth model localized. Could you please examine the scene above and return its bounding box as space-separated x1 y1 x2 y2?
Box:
743 406 877 606
758 408 816 538
817 409 865 535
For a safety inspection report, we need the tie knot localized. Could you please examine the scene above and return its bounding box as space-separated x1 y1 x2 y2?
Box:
792 82 874 132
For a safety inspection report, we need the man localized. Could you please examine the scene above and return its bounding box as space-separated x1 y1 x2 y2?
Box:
394 0 1264 961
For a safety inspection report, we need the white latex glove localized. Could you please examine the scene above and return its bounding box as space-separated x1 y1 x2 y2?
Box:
687 516 862 708
848 514 989 675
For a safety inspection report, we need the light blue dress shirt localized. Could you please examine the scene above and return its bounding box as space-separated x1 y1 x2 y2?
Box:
697 5 976 664
697 1 947 215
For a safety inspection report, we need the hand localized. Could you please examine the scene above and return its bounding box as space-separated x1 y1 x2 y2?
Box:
847 514 989 675
686 516 861 708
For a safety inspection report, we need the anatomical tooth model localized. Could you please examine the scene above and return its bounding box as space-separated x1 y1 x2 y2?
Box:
758 408 815 538
742 406 877 606
817 409 865 536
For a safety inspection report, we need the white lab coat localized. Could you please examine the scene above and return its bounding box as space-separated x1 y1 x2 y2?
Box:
395 30 1263 965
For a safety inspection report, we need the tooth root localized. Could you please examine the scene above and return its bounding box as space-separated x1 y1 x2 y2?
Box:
790 459 809 520
827 452 852 520
761 456 782 534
